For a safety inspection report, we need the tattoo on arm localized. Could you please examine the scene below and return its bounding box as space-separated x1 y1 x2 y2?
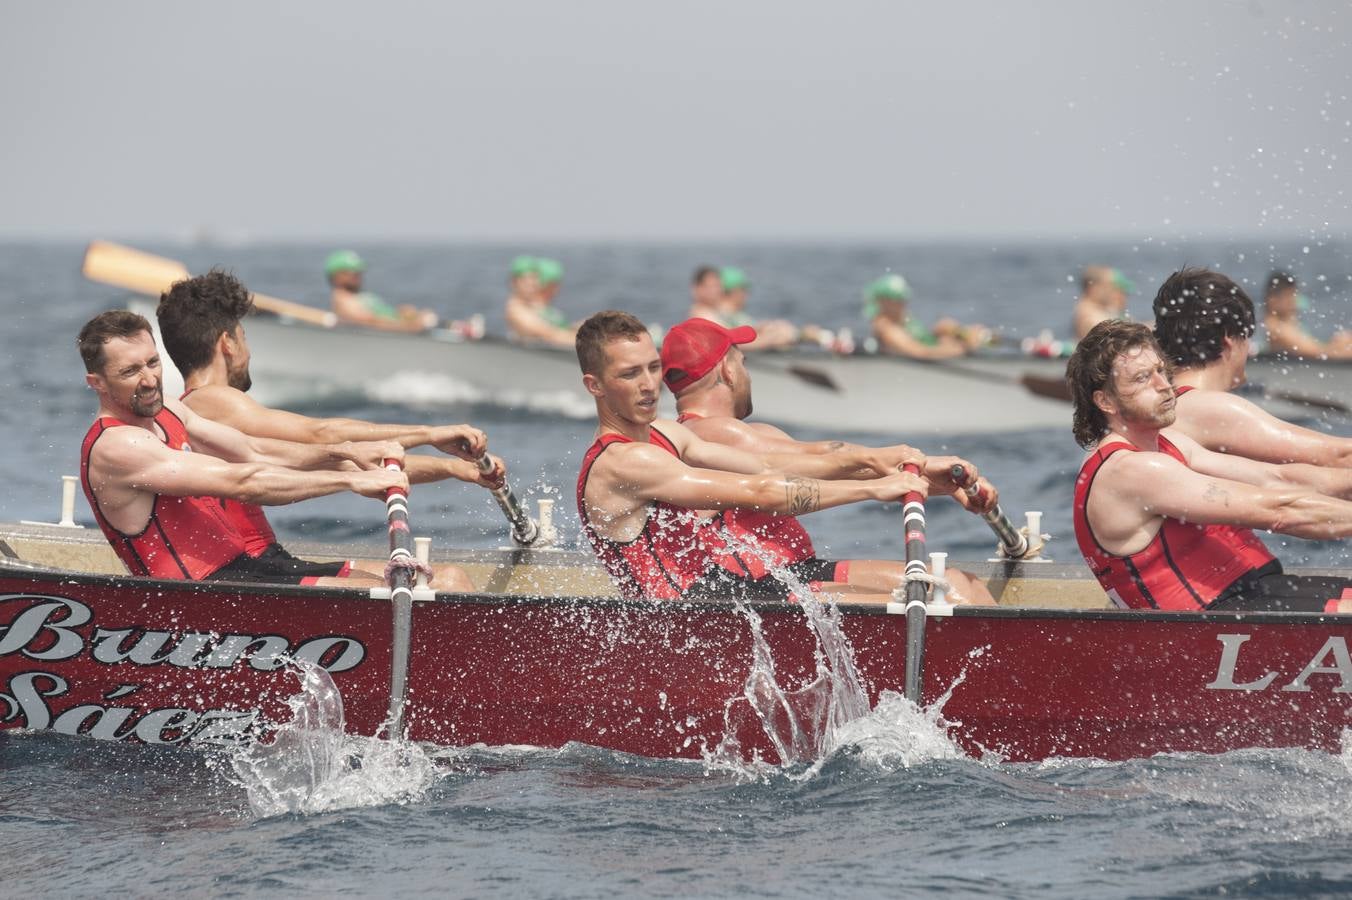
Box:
785 476 821 515
825 441 845 451
1202 481 1230 507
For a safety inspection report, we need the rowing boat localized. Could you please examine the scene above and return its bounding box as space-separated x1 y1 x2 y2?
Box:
5 519 1351 764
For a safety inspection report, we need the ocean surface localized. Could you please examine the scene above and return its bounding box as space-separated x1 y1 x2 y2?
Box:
4 237 1352 898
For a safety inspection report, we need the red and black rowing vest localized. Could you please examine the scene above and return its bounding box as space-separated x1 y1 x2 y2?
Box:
1072 435 1274 610
180 389 276 556
576 427 734 600
80 409 248 580
676 412 816 577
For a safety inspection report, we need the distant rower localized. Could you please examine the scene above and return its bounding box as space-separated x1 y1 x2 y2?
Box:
1072 265 1133 341
865 274 989 359
1262 269 1352 360
505 256 577 348
326 250 438 333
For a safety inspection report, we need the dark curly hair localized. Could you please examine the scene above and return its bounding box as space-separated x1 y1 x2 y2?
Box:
156 269 255 377
1152 267 1254 368
1067 320 1169 449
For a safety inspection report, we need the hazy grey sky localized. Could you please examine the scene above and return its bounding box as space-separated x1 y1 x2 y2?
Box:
1 1 1348 241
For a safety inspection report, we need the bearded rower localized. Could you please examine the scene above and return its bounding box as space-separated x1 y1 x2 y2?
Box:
1153 266 1352 468
659 316 996 598
158 270 504 591
574 310 993 604
77 310 408 586
1067 320 1352 612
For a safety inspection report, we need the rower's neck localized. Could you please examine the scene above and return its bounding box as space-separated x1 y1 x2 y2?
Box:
595 407 653 444
1173 362 1242 392
1106 420 1162 452
180 357 230 393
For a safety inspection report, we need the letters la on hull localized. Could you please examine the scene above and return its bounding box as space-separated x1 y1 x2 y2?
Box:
2 565 1351 763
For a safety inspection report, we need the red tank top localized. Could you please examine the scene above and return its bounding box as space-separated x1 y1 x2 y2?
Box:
576 427 733 599
1072 435 1274 610
180 389 276 556
80 408 248 580
676 412 816 576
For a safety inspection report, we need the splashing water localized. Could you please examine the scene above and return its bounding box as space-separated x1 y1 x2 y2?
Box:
223 660 440 817
704 535 963 780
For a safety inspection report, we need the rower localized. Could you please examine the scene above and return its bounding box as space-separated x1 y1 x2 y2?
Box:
326 249 439 333
505 256 576 348
864 274 989 360
688 265 725 324
573 310 994 604
660 316 996 600
716 266 803 351
1072 265 1133 340
158 269 502 590
76 310 411 587
1263 269 1352 360
1153 266 1352 466
1067 319 1352 612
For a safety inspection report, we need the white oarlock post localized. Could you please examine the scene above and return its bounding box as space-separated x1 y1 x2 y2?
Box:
59 475 79 528
535 498 559 548
1024 510 1049 561
414 537 432 590
929 551 949 605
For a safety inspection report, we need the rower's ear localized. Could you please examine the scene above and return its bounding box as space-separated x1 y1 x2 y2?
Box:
1092 388 1117 416
582 372 603 398
85 372 103 393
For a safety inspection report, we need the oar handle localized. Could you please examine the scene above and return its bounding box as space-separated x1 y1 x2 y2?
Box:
901 462 928 705
383 458 416 597
477 455 540 547
949 463 1030 559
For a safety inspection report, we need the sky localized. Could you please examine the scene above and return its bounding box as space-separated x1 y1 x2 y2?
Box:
1 1 1349 242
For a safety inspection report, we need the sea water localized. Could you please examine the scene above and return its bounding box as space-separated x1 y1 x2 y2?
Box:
4 239 1352 897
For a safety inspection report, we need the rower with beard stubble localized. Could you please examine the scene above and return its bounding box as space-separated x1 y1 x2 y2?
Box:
1067 320 1352 612
155 269 505 591
77 310 409 586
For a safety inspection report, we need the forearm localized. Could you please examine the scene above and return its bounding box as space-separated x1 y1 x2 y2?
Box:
405 454 478 485
1268 463 1352 500
249 436 355 471
311 418 432 448
759 449 874 480
732 474 881 516
229 466 360 506
1270 493 1352 540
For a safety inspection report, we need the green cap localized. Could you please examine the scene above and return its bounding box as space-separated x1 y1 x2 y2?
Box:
862 274 910 319
1110 268 1136 294
324 250 366 278
536 258 564 285
510 255 538 278
1297 293 1312 311
720 266 749 291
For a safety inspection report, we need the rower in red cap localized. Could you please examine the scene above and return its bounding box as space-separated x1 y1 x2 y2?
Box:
573 310 994 603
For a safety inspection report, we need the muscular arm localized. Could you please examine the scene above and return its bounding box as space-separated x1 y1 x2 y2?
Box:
1098 448 1352 544
182 386 487 457
873 317 967 360
1173 429 1352 500
173 398 395 473
684 416 925 479
505 298 576 347
1173 390 1352 467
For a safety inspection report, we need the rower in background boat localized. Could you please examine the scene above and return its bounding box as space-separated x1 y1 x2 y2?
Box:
1263 269 1352 360
659 316 997 597
1154 266 1352 466
712 266 816 352
326 249 439 333
864 274 990 359
573 310 994 604
1067 320 1352 612
75 309 440 588
1072 265 1133 341
505 256 578 348
157 270 505 590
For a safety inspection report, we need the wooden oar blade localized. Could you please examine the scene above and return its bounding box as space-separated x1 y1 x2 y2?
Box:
82 240 190 297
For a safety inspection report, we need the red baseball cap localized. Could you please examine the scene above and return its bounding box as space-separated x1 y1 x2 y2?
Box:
660 318 757 393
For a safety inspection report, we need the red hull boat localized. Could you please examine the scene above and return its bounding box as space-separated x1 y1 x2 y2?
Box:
4 552 1351 764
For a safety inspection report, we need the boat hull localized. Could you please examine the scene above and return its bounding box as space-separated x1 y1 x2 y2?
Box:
4 562 1351 763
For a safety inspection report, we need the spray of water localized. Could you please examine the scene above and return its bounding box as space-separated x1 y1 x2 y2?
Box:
702 533 963 781
222 660 440 818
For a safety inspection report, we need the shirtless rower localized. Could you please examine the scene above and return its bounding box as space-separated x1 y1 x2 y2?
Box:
660 316 998 593
157 270 503 590
865 274 989 360
1067 319 1352 612
1152 266 1352 467
78 310 408 587
688 265 725 323
1072 265 1132 341
326 250 438 333
505 256 576 347
574 310 994 604
1262 270 1352 360
716 267 801 351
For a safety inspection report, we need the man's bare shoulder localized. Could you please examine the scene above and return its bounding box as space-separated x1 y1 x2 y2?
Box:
1094 441 1189 485
1176 386 1261 420
684 414 754 442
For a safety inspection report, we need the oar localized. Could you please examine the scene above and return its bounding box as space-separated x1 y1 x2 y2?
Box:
382 457 415 736
950 464 1031 558
901 461 928 705
477 455 540 546
82 240 338 328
